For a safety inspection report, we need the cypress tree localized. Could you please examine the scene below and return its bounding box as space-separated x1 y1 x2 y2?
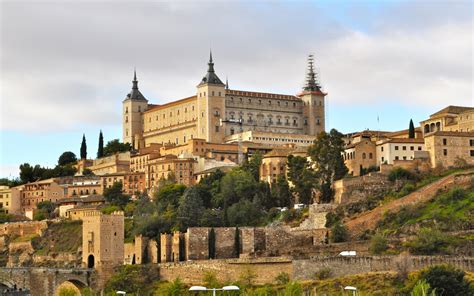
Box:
409 119 415 138
234 227 240 258
80 134 87 159
97 130 104 158
208 228 216 259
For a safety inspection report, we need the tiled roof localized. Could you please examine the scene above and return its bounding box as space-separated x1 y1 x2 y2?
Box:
226 89 300 101
144 96 197 113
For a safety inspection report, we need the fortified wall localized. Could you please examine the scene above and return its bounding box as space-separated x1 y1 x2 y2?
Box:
0 221 48 237
158 255 474 285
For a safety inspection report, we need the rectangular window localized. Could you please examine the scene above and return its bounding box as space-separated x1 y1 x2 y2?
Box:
470 139 474 146
418 147 422 150
215 126 220 132
395 146 399 150
410 146 414 151
381 147 384 152
403 156 407 160
443 149 447 156
471 150 474 157
402 146 406 151
395 156 399 160
443 138 447 145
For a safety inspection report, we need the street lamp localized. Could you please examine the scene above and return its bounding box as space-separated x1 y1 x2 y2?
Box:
116 291 126 295
189 285 240 296
344 286 357 296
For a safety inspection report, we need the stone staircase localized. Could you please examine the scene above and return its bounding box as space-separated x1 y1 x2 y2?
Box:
345 169 474 237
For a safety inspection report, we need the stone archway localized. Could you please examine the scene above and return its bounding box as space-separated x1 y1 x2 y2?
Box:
87 254 95 269
55 280 86 296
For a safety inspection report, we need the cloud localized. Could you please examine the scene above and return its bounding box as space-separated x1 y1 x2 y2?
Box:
0 1 472 133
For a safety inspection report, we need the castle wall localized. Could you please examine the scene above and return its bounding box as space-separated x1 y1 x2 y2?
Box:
185 227 209 260
214 227 238 259
160 234 172 263
0 221 49 237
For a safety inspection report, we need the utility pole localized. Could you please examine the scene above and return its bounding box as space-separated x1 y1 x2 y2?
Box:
220 118 244 164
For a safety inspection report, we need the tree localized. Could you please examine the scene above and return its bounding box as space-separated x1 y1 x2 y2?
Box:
97 130 104 158
369 233 388 255
287 155 314 204
241 151 263 181
58 151 77 166
103 181 130 208
82 168 94 176
418 265 473 296
411 279 436 296
34 201 56 220
208 228 216 259
177 186 205 230
104 139 132 156
154 183 186 212
227 199 262 226
19 163 34 183
80 134 87 159
308 129 348 203
271 175 292 207
409 119 416 139
330 222 348 243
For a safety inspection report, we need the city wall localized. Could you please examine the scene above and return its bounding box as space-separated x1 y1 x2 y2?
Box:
0 221 49 237
158 256 474 284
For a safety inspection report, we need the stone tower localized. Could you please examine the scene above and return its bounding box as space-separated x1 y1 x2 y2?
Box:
298 55 326 136
82 211 124 269
122 70 148 149
196 51 226 143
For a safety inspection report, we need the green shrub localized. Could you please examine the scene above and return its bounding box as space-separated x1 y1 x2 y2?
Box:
417 265 473 296
410 279 435 296
58 287 79 296
330 222 348 243
275 272 290 285
314 267 332 280
405 228 450 255
284 281 302 296
388 167 416 182
162 278 188 296
369 233 388 255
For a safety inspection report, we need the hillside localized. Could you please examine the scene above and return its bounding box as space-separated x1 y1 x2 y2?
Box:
345 169 474 238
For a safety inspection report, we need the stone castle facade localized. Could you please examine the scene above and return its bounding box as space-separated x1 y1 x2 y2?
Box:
123 53 326 150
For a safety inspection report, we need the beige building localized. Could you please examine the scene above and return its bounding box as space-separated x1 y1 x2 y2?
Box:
82 211 124 269
88 152 131 176
343 133 377 176
0 186 20 215
147 155 196 190
420 106 474 135
122 54 326 150
65 177 102 197
57 195 105 218
424 131 474 168
260 149 291 184
14 178 66 218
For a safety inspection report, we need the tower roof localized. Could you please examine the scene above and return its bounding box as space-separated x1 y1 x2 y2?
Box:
198 50 225 86
303 54 322 92
125 70 147 101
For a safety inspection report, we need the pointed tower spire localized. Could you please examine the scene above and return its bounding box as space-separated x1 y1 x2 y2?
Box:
207 49 215 73
303 54 321 92
225 76 229 90
199 50 224 85
132 68 138 90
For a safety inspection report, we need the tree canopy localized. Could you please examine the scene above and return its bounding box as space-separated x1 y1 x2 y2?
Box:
58 151 77 166
409 119 415 139
104 139 132 156
97 130 104 158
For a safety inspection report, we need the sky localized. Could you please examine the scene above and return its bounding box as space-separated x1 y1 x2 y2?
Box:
0 0 473 178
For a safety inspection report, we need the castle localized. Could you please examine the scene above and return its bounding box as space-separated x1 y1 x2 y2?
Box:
122 53 326 150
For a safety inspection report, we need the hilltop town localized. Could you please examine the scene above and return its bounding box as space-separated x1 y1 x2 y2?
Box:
0 55 473 295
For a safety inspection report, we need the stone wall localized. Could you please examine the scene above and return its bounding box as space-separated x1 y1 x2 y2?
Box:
160 234 172 263
293 255 474 280
333 173 395 204
185 228 209 260
0 221 49 237
214 228 237 259
158 257 293 285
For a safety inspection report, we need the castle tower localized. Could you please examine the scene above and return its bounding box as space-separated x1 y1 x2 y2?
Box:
298 55 327 136
196 51 226 143
122 70 148 149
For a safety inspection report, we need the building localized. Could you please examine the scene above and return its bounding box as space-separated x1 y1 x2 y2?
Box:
376 138 425 165
260 149 291 184
122 54 326 150
88 152 131 176
82 211 124 269
130 144 162 173
14 179 66 219
65 177 102 198
57 195 105 218
420 106 474 135
146 155 196 190
343 133 377 176
100 172 146 196
424 131 474 168
0 186 20 215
